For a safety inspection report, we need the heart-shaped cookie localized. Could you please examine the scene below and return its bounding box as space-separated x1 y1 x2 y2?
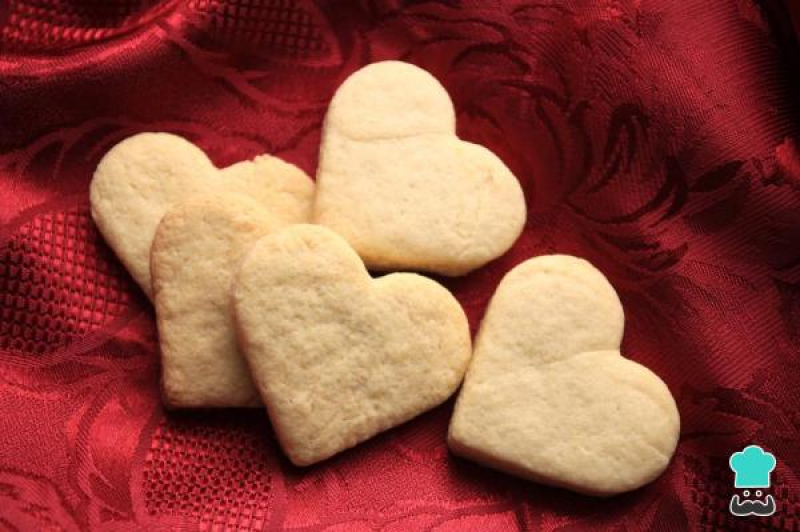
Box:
448 255 680 496
232 224 472 465
90 132 314 298
151 193 278 408
314 61 526 276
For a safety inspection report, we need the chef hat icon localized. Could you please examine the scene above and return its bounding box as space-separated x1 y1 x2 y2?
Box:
729 445 776 488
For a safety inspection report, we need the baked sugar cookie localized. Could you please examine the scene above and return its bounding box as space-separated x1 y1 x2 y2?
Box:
314 61 526 276
90 132 314 298
233 224 472 465
448 255 680 496
221 155 313 226
151 193 277 408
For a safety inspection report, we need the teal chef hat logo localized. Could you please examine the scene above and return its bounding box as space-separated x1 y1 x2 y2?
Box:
729 445 776 488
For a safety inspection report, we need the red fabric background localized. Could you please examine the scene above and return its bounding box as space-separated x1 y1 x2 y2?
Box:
1 1 799 530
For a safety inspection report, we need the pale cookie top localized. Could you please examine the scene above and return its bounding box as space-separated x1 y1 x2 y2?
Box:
222 155 313 226
91 133 215 297
151 193 278 408
314 61 527 276
233 224 472 466
90 132 314 298
449 255 680 496
325 61 456 140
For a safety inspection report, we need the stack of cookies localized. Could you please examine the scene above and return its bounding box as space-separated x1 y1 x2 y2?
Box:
90 61 679 496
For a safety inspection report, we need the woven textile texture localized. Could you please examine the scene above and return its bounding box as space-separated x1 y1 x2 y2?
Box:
1 1 799 530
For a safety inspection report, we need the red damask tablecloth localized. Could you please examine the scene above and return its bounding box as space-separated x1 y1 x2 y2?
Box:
1 1 799 530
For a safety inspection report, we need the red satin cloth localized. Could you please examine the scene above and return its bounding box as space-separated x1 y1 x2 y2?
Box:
1 1 799 530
